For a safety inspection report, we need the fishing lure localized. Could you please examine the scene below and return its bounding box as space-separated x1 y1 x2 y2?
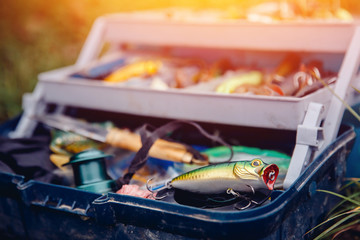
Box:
147 158 279 209
50 121 114 156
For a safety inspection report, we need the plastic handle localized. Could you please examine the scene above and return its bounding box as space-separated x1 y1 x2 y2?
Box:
105 128 206 165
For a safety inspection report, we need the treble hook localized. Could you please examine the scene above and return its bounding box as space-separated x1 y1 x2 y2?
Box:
226 188 252 210
226 188 264 210
246 184 255 195
226 188 240 197
237 201 252 210
146 177 171 200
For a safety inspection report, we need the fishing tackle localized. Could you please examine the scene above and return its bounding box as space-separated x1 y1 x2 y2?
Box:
147 158 279 209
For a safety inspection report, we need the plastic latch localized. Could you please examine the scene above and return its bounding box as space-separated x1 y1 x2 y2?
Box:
283 102 324 190
296 125 324 149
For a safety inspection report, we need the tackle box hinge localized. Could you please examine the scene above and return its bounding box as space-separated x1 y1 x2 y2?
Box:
283 102 325 190
296 125 324 149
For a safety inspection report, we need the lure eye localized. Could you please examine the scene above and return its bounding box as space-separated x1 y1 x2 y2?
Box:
269 170 276 181
251 159 262 167
263 164 279 191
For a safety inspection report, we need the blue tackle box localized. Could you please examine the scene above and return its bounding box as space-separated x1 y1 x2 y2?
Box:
0 116 356 239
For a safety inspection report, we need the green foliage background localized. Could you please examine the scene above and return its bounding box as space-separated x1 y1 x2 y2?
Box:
0 0 359 124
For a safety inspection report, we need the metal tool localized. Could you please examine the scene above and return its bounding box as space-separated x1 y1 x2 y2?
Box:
34 114 208 165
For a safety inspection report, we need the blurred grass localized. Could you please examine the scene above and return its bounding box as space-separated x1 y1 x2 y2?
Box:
0 1 89 123
0 0 359 124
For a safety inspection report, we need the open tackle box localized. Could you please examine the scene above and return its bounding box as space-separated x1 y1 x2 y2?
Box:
2 11 360 239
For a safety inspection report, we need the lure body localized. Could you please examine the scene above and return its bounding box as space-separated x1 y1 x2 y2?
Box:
169 159 279 195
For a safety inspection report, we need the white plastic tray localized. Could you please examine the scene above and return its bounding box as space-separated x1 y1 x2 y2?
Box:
33 14 356 131
37 64 333 130
76 13 355 68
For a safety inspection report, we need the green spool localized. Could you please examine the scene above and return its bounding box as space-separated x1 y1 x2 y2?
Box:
63 149 115 194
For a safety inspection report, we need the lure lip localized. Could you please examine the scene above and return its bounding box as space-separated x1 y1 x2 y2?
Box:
262 164 279 190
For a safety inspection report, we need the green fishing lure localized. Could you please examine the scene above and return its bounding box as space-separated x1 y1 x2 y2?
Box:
149 158 279 197
50 121 114 156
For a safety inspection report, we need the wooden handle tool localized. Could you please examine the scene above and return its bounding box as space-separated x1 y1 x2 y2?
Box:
35 114 208 165
106 128 207 165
